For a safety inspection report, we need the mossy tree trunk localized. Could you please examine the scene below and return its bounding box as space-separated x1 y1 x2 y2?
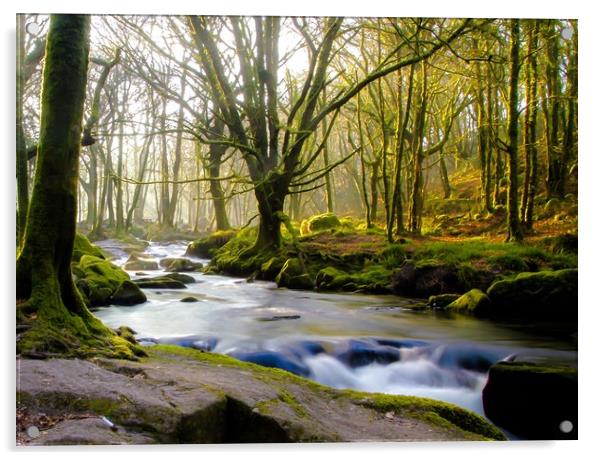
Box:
505 19 523 242
16 15 29 247
409 61 428 234
521 21 539 229
202 117 231 231
543 20 566 199
15 15 136 358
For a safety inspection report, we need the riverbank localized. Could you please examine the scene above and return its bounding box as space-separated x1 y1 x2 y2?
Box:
187 221 577 325
17 345 505 444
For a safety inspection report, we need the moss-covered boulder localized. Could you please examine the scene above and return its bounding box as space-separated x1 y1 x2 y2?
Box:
275 258 314 290
72 233 105 262
259 256 287 280
445 289 492 316
111 280 147 306
315 266 349 290
482 361 577 439
123 254 159 271
134 276 187 289
486 269 577 319
76 255 130 306
428 293 461 309
162 273 196 284
180 296 199 303
392 260 495 298
300 212 341 236
186 230 237 259
160 258 203 272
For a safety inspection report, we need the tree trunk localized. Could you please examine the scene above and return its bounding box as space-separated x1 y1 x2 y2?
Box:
16 15 132 357
166 74 187 228
409 61 428 234
16 15 29 247
252 176 287 251
521 21 539 229
544 20 565 198
439 149 451 199
505 19 523 242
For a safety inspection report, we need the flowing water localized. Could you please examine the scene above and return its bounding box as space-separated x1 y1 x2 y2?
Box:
94 240 577 426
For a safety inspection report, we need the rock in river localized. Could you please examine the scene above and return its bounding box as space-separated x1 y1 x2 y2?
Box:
482 361 577 440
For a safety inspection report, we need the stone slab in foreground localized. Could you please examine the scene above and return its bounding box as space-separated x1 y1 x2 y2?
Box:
16 346 504 444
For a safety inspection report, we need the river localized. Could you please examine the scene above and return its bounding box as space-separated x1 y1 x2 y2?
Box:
94 240 577 428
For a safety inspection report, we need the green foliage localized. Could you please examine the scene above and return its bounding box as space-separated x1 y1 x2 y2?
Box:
376 244 406 269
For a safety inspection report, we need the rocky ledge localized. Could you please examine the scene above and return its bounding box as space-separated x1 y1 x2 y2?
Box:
16 345 505 445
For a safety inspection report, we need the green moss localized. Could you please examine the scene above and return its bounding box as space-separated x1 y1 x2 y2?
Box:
277 390 308 418
300 213 341 236
276 258 314 290
72 233 105 262
487 254 529 272
338 390 505 441
411 239 576 272
376 244 407 269
76 255 130 306
186 229 238 258
260 256 287 280
486 268 578 318
446 289 492 316
428 293 461 308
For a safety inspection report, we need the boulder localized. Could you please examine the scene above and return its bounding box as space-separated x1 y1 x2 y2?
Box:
482 361 577 439
300 212 341 236
17 347 505 444
111 280 147 306
180 297 199 303
445 289 492 316
160 258 203 272
76 256 130 306
275 258 314 290
28 417 156 445
163 273 196 284
486 269 577 319
259 256 286 280
392 261 494 298
428 293 461 309
123 254 159 271
185 230 237 259
114 326 137 344
134 276 188 289
315 266 351 290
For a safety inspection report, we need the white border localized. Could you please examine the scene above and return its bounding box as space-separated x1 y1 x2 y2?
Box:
2 1 600 459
